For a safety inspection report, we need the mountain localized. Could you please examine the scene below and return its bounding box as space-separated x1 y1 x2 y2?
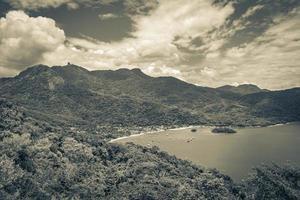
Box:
0 65 203 127
1 65 300 200
240 87 300 121
0 98 57 135
1 64 300 128
217 84 269 95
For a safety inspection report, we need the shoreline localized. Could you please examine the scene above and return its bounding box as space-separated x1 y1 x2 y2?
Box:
109 127 172 143
109 125 201 143
109 122 296 143
267 122 291 127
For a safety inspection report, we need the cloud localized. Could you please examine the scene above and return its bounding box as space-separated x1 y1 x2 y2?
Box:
4 0 76 10
1 1 299 90
0 10 65 72
4 0 158 15
242 4 264 19
4 0 123 11
98 13 119 20
119 0 234 68
143 64 182 77
200 67 217 78
226 4 265 36
0 0 235 79
0 66 19 77
123 0 159 16
42 0 234 75
3 0 119 10
188 7 300 89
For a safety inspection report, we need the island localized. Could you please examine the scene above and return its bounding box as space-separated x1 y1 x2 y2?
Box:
212 127 237 134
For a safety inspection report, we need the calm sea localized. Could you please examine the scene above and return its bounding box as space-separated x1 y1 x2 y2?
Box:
115 122 300 181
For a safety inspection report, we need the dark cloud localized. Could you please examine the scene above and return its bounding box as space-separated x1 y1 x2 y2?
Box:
123 0 159 16
174 0 300 57
3 0 159 16
1 0 159 42
221 0 300 48
29 2 132 42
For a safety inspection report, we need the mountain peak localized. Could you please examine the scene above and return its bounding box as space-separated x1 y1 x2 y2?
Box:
237 84 261 89
115 68 141 73
64 63 89 71
92 67 149 80
130 68 143 74
52 64 90 73
217 84 268 95
17 64 50 78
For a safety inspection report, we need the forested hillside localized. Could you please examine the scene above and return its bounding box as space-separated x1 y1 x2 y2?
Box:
0 99 241 199
1 64 299 129
1 99 299 199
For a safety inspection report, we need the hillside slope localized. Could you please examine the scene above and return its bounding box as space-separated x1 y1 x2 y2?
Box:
1 64 299 127
1 99 299 200
0 100 242 199
217 84 269 95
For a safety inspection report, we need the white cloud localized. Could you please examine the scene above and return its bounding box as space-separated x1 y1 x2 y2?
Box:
1 1 299 90
42 0 234 77
200 66 217 78
98 13 119 20
0 10 65 71
242 4 264 19
143 64 182 77
0 1 236 82
190 7 300 89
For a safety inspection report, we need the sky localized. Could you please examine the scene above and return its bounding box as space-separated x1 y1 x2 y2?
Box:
0 0 299 90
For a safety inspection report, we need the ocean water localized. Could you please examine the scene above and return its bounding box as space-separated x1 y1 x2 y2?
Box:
115 122 300 181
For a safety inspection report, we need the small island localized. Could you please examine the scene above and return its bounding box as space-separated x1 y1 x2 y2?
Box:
212 127 237 134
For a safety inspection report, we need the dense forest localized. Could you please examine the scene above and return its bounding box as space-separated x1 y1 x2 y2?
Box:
1 98 300 199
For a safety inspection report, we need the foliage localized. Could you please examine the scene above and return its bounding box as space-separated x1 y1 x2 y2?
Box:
0 101 243 199
243 163 300 200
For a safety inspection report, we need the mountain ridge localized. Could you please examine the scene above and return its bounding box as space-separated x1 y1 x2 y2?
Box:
217 84 269 95
1 64 299 128
7 64 298 92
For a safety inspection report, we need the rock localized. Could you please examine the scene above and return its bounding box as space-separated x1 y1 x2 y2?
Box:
212 127 237 134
